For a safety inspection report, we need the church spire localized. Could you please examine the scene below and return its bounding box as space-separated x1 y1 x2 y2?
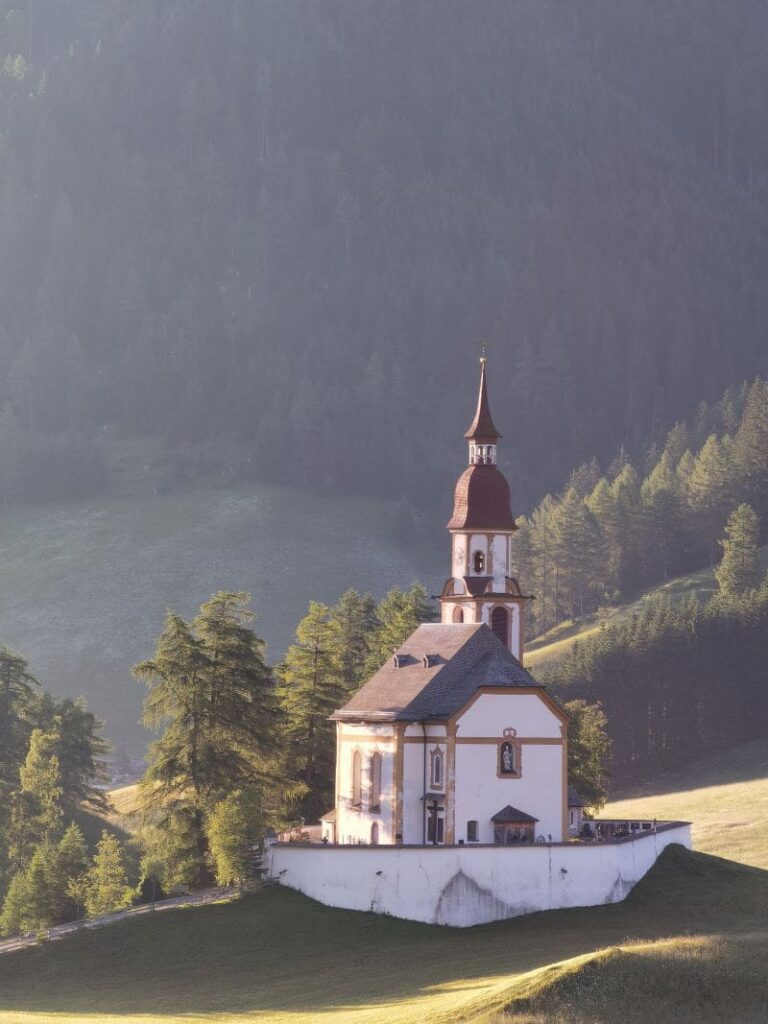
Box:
464 346 501 465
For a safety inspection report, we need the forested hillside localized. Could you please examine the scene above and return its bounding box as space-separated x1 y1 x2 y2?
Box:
0 1 766 514
514 378 768 635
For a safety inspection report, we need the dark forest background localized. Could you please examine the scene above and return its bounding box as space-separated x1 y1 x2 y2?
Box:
0 1 766 517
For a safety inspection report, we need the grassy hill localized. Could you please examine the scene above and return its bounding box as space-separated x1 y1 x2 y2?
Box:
525 547 768 669
0 485 443 754
0 846 765 1024
606 738 768 870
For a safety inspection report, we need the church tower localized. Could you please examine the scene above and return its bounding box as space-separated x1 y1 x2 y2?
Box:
440 352 531 661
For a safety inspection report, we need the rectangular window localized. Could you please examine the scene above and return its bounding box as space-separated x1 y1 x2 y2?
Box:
467 820 478 842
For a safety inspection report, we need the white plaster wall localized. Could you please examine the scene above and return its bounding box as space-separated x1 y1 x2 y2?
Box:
452 535 467 575
457 692 562 738
336 726 396 845
492 534 507 587
269 825 692 927
454 742 563 843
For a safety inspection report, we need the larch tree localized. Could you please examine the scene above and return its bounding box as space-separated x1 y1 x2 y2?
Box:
205 790 261 886
83 832 132 918
362 583 435 677
277 601 345 821
9 729 64 873
134 593 280 885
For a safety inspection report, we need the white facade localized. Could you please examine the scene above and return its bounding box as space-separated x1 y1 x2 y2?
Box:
269 823 692 926
334 686 568 846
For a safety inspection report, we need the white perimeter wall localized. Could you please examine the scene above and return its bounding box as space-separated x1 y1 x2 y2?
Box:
268 825 691 927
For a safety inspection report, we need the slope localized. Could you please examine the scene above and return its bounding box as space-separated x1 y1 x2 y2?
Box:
525 546 768 669
0 484 442 753
605 738 768 870
0 847 764 1024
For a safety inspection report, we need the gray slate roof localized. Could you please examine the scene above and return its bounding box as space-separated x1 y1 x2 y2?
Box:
491 805 539 823
332 623 540 723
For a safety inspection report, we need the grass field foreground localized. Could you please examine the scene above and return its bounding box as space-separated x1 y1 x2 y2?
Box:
0 846 766 1024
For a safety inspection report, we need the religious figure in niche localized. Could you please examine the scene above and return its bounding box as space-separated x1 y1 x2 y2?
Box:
500 741 516 774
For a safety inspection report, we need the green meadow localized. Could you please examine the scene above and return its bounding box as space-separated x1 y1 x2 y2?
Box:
0 845 765 1024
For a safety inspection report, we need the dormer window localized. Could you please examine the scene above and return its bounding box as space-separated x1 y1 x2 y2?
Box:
473 550 485 573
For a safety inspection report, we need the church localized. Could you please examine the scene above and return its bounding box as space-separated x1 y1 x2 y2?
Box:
326 355 569 847
269 356 690 927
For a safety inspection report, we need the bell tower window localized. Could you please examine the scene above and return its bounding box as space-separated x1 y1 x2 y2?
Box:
469 442 497 466
452 606 464 623
473 550 485 573
491 606 509 646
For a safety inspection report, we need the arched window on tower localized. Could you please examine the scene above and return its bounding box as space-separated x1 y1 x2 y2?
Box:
491 606 509 646
351 749 362 807
370 822 379 845
452 606 464 623
473 550 485 573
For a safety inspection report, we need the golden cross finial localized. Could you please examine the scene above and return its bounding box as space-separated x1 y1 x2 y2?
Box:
479 340 488 366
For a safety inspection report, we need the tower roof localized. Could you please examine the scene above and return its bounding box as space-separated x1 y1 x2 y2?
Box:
446 464 517 530
464 356 501 442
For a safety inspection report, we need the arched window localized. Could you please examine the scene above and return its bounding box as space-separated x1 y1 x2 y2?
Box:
370 822 379 845
452 606 464 623
491 606 509 646
430 747 444 789
369 751 382 810
473 550 485 573
351 749 362 807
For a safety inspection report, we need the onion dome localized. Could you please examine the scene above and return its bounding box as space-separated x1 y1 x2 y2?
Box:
447 464 517 530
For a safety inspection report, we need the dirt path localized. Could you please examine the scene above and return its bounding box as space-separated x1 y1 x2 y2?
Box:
0 886 237 955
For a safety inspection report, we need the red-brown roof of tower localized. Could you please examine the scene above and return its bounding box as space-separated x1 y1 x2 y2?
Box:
464 358 501 441
446 464 517 530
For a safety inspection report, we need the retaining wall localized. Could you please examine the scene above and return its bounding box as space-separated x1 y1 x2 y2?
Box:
267 822 691 927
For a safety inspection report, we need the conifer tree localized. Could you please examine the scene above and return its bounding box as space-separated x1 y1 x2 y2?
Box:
277 602 345 820
715 504 762 598
687 434 733 563
733 379 768 516
0 647 38 791
549 488 601 620
362 583 434 676
328 589 377 693
9 729 64 872
55 823 89 923
641 451 684 580
83 832 132 918
205 789 260 886
0 842 59 935
563 700 612 810
134 593 280 884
